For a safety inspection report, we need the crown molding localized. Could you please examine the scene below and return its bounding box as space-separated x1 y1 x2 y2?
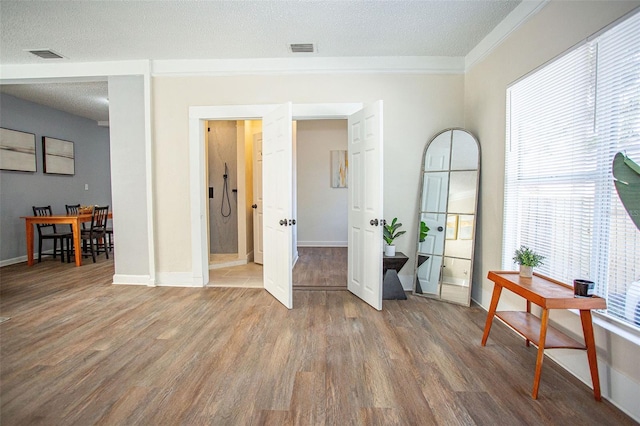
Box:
151 56 465 77
465 0 548 72
0 60 150 82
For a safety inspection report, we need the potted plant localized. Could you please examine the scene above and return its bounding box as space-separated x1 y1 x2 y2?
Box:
512 245 545 278
383 217 405 256
419 221 430 243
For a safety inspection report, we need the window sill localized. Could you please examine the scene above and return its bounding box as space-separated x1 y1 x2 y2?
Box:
567 308 640 347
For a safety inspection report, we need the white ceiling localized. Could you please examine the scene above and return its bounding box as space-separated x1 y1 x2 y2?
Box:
0 0 523 123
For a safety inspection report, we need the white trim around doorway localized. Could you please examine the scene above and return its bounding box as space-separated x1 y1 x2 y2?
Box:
188 103 363 287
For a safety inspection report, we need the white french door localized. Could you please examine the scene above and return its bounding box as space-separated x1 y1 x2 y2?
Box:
347 101 384 310
262 103 293 309
252 133 264 265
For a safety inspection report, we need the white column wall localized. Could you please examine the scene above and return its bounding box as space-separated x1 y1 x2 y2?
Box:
108 75 151 284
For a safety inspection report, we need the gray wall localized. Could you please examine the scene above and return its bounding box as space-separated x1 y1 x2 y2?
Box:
108 76 150 279
208 121 238 254
0 93 111 263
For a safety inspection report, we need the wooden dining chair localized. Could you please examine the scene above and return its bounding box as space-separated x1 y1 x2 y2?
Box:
80 205 109 263
31 205 72 263
64 204 85 263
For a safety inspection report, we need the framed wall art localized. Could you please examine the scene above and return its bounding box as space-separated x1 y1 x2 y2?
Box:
330 150 348 188
0 127 37 172
43 136 75 175
458 215 474 240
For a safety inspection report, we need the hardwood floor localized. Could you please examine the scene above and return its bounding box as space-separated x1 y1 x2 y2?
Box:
0 258 635 425
293 247 347 290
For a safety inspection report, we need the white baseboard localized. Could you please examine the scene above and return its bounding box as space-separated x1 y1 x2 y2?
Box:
246 250 254 262
297 241 348 247
0 250 62 267
112 274 153 286
0 255 28 267
155 272 204 287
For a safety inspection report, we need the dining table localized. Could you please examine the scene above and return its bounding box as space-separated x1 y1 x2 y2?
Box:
22 212 113 267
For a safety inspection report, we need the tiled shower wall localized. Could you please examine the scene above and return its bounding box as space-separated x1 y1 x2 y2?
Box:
208 121 238 254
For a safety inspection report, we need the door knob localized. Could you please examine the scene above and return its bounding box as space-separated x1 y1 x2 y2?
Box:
289 219 296 225
437 226 444 232
381 219 387 226
279 219 288 226
251 204 257 209
370 219 379 226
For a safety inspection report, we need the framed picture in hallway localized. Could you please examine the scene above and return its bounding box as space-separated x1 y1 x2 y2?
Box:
0 127 37 172
330 150 348 188
43 136 75 175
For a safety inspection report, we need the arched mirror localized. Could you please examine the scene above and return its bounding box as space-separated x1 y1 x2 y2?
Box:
413 128 480 306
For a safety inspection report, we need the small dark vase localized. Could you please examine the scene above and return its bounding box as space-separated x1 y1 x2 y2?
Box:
574 279 595 297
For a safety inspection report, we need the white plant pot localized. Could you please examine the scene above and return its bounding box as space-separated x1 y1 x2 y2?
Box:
519 265 533 278
384 244 396 256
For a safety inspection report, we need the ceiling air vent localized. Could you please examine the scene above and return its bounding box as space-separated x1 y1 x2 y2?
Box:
27 49 65 59
289 43 315 53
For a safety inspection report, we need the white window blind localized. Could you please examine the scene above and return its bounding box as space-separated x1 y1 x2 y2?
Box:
504 11 640 330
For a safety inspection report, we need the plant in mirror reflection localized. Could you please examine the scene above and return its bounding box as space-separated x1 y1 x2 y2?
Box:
419 221 430 242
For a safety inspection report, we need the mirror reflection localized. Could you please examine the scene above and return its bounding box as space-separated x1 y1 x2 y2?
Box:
451 132 479 170
414 128 480 306
424 132 451 171
444 214 474 259
448 171 477 214
421 172 448 213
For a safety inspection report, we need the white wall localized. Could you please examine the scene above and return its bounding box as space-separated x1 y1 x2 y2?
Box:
108 75 151 284
464 2 640 421
296 120 348 247
152 73 464 279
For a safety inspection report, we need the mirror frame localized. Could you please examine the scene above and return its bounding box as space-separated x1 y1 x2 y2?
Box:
413 128 481 306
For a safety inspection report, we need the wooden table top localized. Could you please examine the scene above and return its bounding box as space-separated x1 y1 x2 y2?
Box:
488 271 607 310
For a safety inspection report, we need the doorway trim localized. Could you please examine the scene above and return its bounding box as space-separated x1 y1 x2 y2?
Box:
189 103 362 286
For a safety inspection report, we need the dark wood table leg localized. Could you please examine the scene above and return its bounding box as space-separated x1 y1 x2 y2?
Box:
481 284 503 346
580 309 602 401
532 308 550 399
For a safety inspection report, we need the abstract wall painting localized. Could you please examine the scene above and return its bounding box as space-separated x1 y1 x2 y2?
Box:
0 127 37 172
43 136 74 175
330 150 348 188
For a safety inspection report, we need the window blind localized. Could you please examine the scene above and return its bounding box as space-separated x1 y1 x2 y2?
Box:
504 11 640 330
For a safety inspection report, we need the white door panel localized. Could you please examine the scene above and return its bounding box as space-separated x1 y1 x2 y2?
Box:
348 101 383 310
418 212 445 255
424 131 451 171
262 103 293 309
417 255 442 295
421 172 448 213
253 133 264 264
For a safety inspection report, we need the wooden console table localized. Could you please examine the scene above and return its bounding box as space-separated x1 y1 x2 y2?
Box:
481 271 606 400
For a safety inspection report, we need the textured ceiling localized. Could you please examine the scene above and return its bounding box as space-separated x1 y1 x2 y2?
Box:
0 0 522 122
1 82 109 122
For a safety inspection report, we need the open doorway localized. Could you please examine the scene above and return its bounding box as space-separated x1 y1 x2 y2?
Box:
208 119 349 290
293 119 348 290
189 102 383 310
